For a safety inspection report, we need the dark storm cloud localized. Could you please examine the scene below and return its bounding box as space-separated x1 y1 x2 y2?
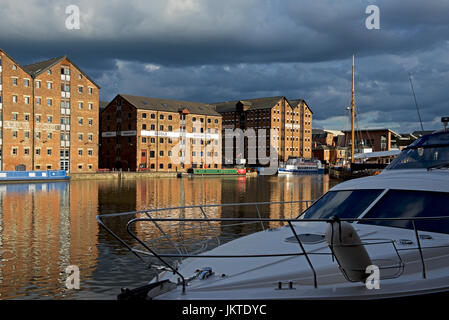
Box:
0 0 448 132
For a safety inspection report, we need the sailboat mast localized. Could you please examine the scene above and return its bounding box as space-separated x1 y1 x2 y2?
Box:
351 54 355 163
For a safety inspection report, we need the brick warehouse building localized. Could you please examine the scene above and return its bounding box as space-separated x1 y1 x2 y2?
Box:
0 49 100 172
100 94 222 171
342 128 402 153
215 96 313 165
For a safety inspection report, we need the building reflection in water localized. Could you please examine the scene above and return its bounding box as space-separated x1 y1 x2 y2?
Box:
0 175 337 299
133 178 223 254
0 181 99 299
131 175 336 254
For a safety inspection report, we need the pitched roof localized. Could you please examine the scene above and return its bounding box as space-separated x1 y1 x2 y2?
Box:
288 99 305 107
213 96 312 114
214 96 284 113
118 94 221 117
22 56 66 76
22 55 100 88
288 98 313 114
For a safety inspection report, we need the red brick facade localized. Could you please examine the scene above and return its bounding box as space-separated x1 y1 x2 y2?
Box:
101 94 222 172
218 97 313 165
0 50 100 172
343 129 401 153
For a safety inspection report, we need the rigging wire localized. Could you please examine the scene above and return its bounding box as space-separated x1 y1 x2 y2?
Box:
409 73 425 132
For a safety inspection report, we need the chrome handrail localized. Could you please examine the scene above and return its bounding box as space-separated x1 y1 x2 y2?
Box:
97 200 315 292
97 201 449 292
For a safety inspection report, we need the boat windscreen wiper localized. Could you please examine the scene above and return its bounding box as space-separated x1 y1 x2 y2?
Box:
427 162 449 171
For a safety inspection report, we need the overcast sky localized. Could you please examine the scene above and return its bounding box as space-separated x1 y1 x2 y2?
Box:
1 0 448 133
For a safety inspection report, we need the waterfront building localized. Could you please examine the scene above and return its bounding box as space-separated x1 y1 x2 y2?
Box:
312 129 348 165
312 144 331 164
100 94 222 171
312 129 345 147
342 128 402 153
312 143 347 165
0 49 100 172
215 96 313 165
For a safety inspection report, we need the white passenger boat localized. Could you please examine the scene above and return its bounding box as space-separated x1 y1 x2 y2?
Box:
98 130 449 300
278 158 324 174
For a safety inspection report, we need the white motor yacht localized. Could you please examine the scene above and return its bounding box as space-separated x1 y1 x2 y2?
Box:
278 158 324 174
98 130 449 300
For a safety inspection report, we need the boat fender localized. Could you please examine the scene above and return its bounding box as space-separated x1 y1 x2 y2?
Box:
325 217 372 283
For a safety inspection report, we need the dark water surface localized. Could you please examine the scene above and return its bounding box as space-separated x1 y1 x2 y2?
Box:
0 175 339 299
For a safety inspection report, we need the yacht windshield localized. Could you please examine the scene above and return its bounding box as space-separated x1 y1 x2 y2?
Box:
360 190 449 234
301 190 383 220
386 132 449 170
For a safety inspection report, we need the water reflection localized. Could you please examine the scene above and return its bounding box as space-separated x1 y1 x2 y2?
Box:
0 181 99 299
0 175 338 299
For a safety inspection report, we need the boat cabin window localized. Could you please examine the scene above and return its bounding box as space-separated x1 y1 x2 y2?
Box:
386 132 449 170
386 146 449 170
359 190 449 234
302 190 383 220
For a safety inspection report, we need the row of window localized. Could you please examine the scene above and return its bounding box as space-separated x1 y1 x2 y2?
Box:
11 113 54 122
77 133 95 141
18 163 91 170
108 112 221 124
10 147 94 156
140 112 219 123
142 163 219 170
9 113 94 126
7 130 93 141
140 137 220 145
273 110 304 116
142 150 219 158
7 95 95 109
11 131 52 139
139 123 220 133
273 147 311 152
9 77 95 93
77 117 94 126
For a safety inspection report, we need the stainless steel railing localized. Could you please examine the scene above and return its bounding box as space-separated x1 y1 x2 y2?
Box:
97 201 449 293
